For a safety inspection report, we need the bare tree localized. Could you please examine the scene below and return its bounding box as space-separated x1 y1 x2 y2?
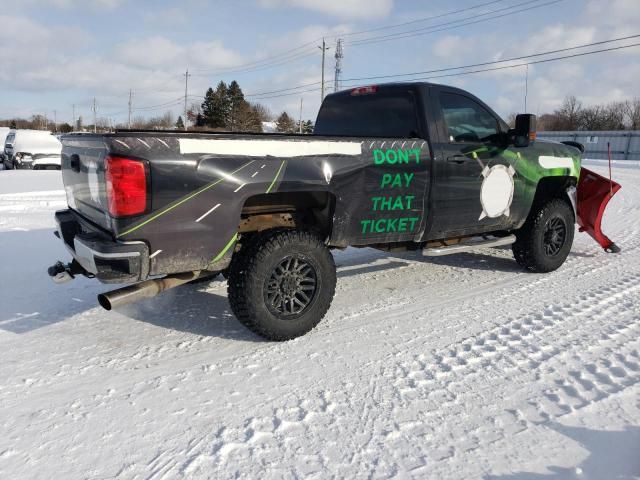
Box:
624 99 640 129
554 96 583 130
580 105 605 130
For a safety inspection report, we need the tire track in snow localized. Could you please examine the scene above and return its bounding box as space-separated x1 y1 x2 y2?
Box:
175 272 640 478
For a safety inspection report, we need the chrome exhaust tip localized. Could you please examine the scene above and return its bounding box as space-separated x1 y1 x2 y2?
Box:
97 271 202 310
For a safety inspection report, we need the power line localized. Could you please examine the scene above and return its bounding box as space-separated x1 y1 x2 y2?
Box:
187 0 537 78
346 0 563 47
245 41 640 100
342 33 640 82
190 49 319 78
243 34 640 98
340 0 508 38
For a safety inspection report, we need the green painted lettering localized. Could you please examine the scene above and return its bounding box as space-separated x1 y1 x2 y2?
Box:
380 174 392 188
408 217 419 231
405 195 415 209
386 218 398 232
361 219 372 234
397 149 409 164
374 219 386 233
397 217 408 232
391 175 403 188
373 149 385 165
411 149 421 163
392 196 404 210
403 172 414 187
380 196 393 210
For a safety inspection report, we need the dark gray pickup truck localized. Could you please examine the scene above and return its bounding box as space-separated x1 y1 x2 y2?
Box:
49 82 618 340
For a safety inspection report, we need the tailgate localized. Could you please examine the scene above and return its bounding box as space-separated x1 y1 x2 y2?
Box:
61 135 112 231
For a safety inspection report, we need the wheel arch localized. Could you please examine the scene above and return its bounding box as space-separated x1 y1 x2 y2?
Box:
524 175 577 222
239 190 337 238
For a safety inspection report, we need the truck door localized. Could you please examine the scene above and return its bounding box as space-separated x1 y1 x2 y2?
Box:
428 88 517 237
315 85 431 246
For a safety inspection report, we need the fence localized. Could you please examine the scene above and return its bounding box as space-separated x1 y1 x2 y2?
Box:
537 131 640 160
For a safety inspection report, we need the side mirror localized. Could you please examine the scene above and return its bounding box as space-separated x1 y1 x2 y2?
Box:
511 114 537 147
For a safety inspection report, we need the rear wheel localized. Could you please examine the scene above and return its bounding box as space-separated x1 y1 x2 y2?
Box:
227 230 336 340
513 198 575 272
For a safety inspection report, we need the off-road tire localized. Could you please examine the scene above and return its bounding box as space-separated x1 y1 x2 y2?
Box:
513 198 575 272
227 230 336 341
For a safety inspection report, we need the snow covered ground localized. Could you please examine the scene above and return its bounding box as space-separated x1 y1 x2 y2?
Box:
0 164 638 479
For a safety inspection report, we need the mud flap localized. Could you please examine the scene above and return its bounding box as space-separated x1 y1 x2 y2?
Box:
576 167 621 253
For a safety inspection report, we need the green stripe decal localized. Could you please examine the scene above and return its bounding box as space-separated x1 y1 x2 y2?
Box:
211 233 238 263
265 160 286 193
118 160 255 238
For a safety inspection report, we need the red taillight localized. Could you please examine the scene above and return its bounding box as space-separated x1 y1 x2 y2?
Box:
105 156 147 217
350 85 378 96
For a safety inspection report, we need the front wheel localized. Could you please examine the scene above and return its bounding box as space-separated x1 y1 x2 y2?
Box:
512 198 575 272
227 230 336 340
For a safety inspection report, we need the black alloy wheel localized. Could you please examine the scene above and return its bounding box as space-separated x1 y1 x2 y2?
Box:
542 216 567 256
265 255 318 318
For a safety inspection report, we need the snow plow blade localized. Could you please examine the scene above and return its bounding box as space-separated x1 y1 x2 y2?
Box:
576 167 621 253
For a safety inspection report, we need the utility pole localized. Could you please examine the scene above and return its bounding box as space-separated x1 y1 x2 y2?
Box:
334 39 344 93
318 38 330 102
92 97 97 133
298 97 303 134
184 69 191 130
524 64 529 112
72 104 76 130
53 110 57 133
128 89 133 129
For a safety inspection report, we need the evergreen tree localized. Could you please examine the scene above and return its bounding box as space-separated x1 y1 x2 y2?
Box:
201 87 217 127
201 83 230 129
227 80 245 131
295 119 314 134
304 120 314 133
175 116 185 129
211 81 230 128
275 111 296 133
9 120 16 129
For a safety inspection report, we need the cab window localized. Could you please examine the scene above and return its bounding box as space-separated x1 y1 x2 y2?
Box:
440 93 499 143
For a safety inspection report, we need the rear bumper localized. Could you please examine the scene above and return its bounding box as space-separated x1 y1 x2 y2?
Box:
55 209 149 284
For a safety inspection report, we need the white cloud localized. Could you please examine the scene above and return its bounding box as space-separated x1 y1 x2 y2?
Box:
586 0 640 27
432 35 468 63
113 36 242 71
263 24 352 56
257 0 393 20
0 15 244 120
18 0 126 9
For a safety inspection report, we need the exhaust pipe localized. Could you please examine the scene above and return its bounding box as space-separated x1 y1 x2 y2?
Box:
98 271 202 310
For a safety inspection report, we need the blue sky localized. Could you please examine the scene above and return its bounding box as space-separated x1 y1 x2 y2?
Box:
0 0 638 126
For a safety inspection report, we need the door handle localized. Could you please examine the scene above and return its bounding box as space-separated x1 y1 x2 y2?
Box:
447 155 467 164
